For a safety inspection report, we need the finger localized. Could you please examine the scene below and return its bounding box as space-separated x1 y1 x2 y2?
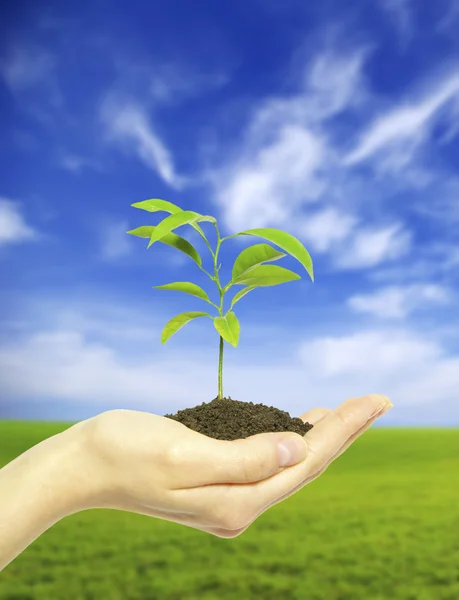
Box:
259 400 393 512
299 394 392 477
317 400 392 468
297 407 331 426
167 429 308 488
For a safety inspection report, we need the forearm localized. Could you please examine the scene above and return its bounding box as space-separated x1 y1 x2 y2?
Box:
0 422 95 571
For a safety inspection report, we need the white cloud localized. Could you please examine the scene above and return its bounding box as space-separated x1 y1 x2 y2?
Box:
345 72 459 168
298 328 459 411
59 154 104 173
99 220 132 260
393 355 459 408
369 241 459 283
334 222 412 269
149 64 229 105
0 329 204 407
297 211 412 272
298 208 358 253
0 199 37 246
216 125 325 231
210 45 370 234
101 100 186 189
348 284 451 318
248 45 368 135
298 46 369 120
444 246 459 269
60 156 84 172
301 329 441 377
412 176 459 223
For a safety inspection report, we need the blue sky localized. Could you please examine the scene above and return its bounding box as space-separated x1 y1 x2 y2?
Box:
1 0 459 425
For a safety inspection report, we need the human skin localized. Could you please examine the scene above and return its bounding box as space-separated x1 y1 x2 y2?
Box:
0 394 392 571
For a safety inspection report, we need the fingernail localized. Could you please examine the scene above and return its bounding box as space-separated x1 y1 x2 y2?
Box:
369 396 394 419
379 400 393 415
277 436 307 467
376 395 393 412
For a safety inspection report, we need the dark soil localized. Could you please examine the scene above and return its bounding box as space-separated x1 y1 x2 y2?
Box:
164 397 313 441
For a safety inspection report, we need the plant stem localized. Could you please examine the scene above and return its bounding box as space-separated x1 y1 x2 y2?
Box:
218 335 224 399
213 222 225 399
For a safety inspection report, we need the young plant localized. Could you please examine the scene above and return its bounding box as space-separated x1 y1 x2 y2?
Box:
127 199 314 400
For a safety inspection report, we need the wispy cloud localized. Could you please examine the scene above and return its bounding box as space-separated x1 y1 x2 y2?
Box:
298 208 358 253
0 43 62 116
101 99 186 189
99 220 132 261
345 71 459 169
0 329 202 408
148 63 229 105
209 43 372 240
369 242 459 284
348 284 451 318
436 0 459 32
299 327 459 413
334 223 412 269
412 176 459 223
301 328 441 377
298 213 413 270
96 56 231 184
0 199 38 246
379 0 414 46
59 154 104 173
215 125 326 231
339 66 459 248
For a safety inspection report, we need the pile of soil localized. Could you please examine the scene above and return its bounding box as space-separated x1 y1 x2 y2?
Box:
164 397 313 441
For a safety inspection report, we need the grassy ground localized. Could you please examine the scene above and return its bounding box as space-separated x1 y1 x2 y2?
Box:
0 420 458 600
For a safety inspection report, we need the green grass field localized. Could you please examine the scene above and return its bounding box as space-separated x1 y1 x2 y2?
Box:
1 421 458 600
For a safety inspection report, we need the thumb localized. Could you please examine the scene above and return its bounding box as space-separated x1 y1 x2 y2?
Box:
201 432 308 485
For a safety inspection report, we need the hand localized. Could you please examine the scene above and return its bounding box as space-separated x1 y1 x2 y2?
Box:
77 394 393 538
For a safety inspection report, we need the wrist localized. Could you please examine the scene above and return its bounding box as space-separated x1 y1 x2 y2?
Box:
49 419 113 516
0 420 103 570
13 419 110 523
18 422 98 523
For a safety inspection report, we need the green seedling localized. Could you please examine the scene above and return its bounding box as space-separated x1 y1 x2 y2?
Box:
127 198 314 399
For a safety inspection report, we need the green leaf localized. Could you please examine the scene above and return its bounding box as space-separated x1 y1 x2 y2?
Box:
161 311 211 344
232 264 300 287
148 210 216 248
130 198 209 244
127 226 202 267
154 282 213 305
214 312 240 348
234 228 314 282
232 243 286 280
131 199 183 214
127 226 157 238
229 286 256 309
